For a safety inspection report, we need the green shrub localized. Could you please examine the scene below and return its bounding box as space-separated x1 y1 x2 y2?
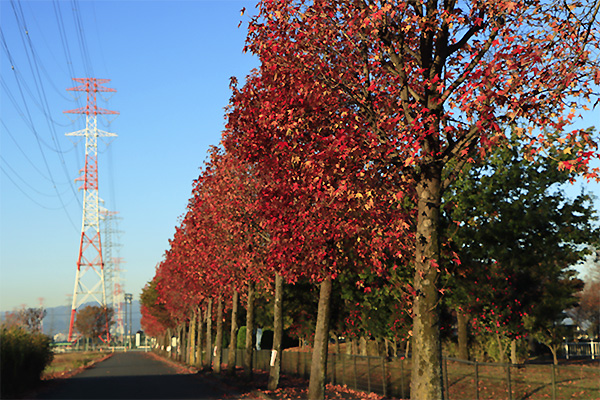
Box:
237 326 246 349
0 325 54 397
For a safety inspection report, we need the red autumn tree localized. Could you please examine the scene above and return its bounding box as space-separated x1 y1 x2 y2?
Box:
192 147 273 376
237 1 600 398
224 55 414 398
141 277 175 340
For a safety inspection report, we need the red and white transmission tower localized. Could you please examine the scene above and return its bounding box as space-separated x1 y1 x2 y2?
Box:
64 78 118 342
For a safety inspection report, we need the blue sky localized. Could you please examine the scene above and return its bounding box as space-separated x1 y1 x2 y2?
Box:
1 0 259 311
1 0 598 314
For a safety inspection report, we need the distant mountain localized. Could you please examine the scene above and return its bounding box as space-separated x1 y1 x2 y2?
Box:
1 301 142 338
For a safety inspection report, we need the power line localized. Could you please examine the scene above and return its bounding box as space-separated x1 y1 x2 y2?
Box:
52 0 77 82
2 0 90 215
0 154 71 198
11 0 75 153
70 0 94 79
0 164 77 211
0 120 57 183
1 0 121 245
0 28 63 152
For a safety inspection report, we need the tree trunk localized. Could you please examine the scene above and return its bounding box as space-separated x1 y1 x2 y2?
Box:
227 289 239 374
411 165 444 400
457 308 469 360
178 325 184 362
183 323 189 363
215 294 224 373
548 344 559 365
206 298 213 370
495 333 507 363
244 281 255 379
196 307 204 368
346 338 353 355
391 338 398 358
359 336 367 356
189 310 197 365
510 339 518 365
166 328 172 358
268 273 284 390
307 276 333 400
188 313 194 364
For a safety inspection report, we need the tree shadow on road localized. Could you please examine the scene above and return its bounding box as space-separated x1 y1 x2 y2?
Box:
32 373 242 399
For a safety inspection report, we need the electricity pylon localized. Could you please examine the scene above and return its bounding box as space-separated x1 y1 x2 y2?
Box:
101 209 125 342
64 78 118 342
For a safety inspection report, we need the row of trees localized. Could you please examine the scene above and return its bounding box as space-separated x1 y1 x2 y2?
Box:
142 1 600 399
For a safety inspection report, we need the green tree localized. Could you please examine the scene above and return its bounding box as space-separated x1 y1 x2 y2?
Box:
74 305 114 344
445 135 599 363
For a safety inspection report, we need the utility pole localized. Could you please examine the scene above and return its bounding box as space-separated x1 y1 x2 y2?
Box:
123 294 128 347
65 78 118 343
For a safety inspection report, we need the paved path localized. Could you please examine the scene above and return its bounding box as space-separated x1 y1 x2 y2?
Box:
33 352 241 399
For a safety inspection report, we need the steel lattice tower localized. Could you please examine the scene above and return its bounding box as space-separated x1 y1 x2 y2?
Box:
101 209 125 342
64 78 118 342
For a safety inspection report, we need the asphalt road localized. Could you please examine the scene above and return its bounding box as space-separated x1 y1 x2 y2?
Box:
32 352 242 399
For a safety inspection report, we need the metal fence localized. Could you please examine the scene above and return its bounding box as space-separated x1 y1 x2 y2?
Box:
564 342 599 360
215 349 599 400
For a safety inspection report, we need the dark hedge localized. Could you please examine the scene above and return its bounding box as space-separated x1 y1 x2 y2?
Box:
1 326 54 398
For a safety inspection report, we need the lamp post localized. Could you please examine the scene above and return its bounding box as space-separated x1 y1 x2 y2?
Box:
125 293 133 349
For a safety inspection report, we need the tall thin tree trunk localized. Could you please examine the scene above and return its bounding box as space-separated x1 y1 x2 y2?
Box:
185 323 190 362
178 325 184 362
346 338 353 355
307 276 333 400
185 323 190 363
268 273 284 390
206 298 213 370
359 336 367 356
215 294 224 373
166 328 172 358
244 281 255 379
227 289 239 374
457 308 469 360
189 310 197 365
196 307 203 368
411 165 444 400
496 333 507 363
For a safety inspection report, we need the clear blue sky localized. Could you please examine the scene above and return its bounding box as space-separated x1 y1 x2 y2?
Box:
1 0 598 313
1 0 259 311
